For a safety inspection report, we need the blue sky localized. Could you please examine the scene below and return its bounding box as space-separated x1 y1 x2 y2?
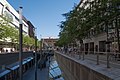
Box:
7 0 80 40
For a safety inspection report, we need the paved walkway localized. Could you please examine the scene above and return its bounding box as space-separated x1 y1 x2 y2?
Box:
63 51 120 69
23 62 49 80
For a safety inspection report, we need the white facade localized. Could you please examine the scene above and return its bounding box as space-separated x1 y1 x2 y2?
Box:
0 0 29 52
0 0 29 35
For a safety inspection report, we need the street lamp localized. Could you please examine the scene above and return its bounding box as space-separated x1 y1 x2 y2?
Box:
19 7 23 80
35 35 37 80
34 28 37 80
40 35 42 53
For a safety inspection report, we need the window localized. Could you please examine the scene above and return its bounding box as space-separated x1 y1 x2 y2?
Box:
0 2 3 15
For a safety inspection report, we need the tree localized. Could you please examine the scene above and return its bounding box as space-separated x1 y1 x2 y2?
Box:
0 16 19 43
23 35 36 49
58 0 120 47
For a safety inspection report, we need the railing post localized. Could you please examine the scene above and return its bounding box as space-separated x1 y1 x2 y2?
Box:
107 43 110 68
107 52 110 68
96 52 99 65
95 45 99 65
83 51 84 60
79 51 81 59
83 43 85 60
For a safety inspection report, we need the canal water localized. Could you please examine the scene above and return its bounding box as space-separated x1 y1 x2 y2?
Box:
49 56 64 80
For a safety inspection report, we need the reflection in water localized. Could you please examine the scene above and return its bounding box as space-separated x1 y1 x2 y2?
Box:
49 57 64 80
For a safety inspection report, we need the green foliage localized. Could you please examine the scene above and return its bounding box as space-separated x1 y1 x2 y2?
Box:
0 16 37 49
37 40 40 48
23 35 35 47
0 16 19 43
58 0 120 46
23 35 40 48
0 16 36 46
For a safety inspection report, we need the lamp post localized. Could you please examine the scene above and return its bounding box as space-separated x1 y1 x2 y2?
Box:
34 28 37 80
35 35 37 80
105 22 110 68
19 7 23 80
40 35 42 53
115 18 120 58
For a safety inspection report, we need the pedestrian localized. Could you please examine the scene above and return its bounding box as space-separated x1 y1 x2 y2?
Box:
11 49 13 52
6 49 8 52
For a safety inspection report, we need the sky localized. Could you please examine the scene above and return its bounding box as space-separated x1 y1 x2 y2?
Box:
7 0 80 40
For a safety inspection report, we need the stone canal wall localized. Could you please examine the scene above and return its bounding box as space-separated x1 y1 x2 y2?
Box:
55 52 115 80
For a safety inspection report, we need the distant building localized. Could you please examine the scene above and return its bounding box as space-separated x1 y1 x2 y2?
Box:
27 21 35 38
41 37 58 50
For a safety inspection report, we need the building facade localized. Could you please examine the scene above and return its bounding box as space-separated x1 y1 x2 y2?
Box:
27 21 35 38
77 0 120 53
0 0 35 52
0 0 29 35
41 37 58 50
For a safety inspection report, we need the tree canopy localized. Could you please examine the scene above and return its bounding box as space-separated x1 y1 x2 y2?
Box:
0 16 38 48
57 0 120 46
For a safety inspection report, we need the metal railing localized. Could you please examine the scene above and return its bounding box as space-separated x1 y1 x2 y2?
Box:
59 50 120 68
0 57 34 80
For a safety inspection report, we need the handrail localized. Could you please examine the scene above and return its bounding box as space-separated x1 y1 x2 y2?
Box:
57 50 120 68
0 57 34 79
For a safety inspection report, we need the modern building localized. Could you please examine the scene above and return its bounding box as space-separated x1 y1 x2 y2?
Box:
0 0 29 35
27 21 35 38
0 0 35 52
